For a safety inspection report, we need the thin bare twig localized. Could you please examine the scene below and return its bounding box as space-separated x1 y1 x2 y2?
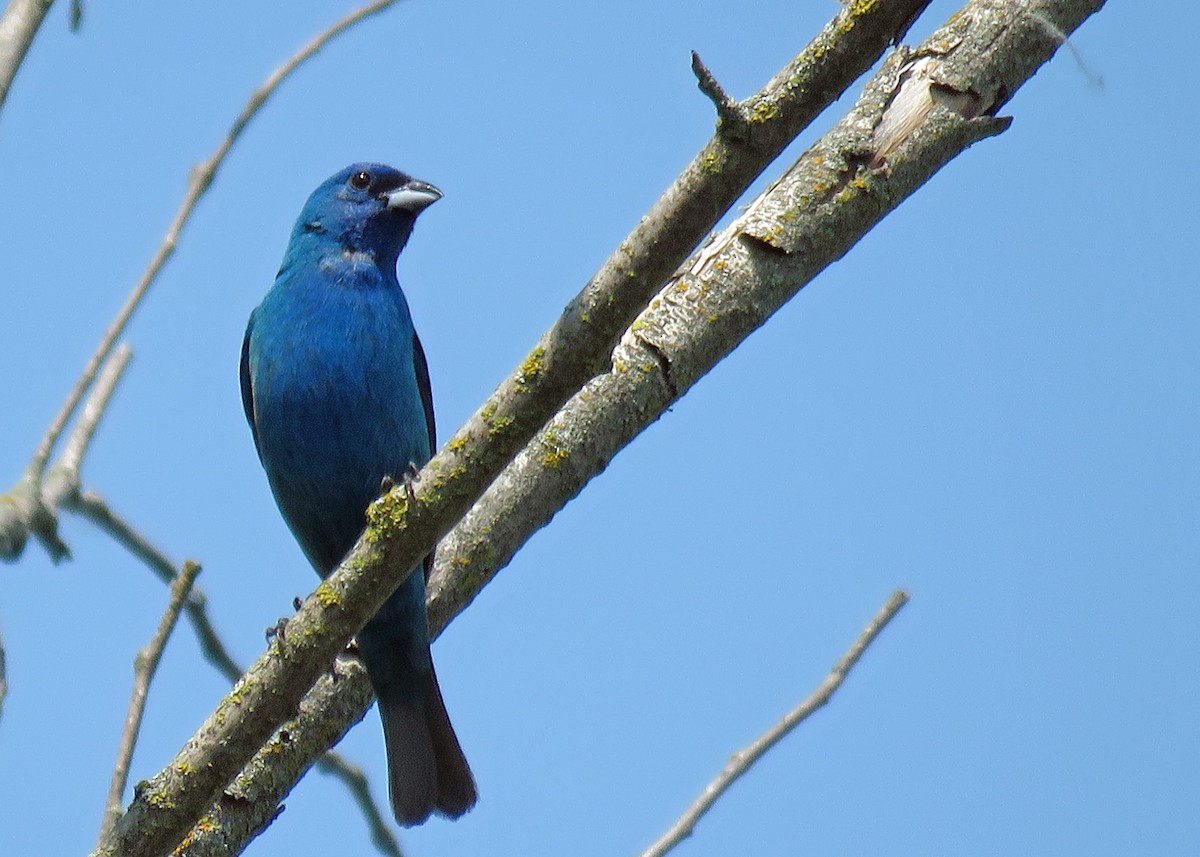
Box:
70 492 242 674
314 755 404 857
3 1 412 851
72 491 403 857
690 50 749 139
42 344 133 511
7 0 408 558
638 590 911 857
97 559 203 846
6 343 135 561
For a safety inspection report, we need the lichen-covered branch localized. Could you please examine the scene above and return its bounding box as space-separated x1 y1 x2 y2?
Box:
426 0 1105 632
94 5 925 856
147 2 1106 855
170 657 380 857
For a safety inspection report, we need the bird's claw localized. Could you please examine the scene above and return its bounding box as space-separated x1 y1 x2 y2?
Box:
266 617 289 644
403 461 420 503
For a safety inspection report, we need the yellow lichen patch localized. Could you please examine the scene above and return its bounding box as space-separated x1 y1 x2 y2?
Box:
837 0 879 32
365 496 408 540
145 787 176 810
488 414 514 436
476 401 514 436
447 434 468 452
750 100 779 123
173 815 219 855
541 446 569 469
315 580 339 608
516 346 546 390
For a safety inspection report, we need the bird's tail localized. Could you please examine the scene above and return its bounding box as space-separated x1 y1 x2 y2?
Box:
377 664 477 826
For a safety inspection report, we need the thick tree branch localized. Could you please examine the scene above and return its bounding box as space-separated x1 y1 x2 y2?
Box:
70 491 403 856
170 656 380 857
148 2 1107 854
0 0 54 116
428 0 1103 633
94 5 927 856
639 590 911 857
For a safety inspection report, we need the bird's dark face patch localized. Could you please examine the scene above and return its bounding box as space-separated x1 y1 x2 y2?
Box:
292 162 433 265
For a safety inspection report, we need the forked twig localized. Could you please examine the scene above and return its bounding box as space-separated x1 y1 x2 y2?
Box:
18 0 409 523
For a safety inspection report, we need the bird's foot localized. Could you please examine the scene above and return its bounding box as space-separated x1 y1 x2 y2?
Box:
265 617 289 644
403 461 421 503
330 639 362 683
264 596 304 644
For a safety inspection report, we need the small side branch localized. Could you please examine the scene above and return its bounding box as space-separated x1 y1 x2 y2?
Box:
73 488 400 856
7 0 409 561
690 50 749 139
314 755 404 857
0 343 134 561
97 560 203 846
638 590 910 857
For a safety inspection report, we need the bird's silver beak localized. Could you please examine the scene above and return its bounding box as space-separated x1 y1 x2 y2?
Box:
384 180 442 213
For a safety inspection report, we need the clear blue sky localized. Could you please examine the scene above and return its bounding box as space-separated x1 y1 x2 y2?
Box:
1 2 1195 855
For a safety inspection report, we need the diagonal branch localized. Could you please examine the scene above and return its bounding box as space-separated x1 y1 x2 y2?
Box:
69 492 403 857
638 590 911 857
160 2 1106 854
426 0 1099 640
96 3 932 854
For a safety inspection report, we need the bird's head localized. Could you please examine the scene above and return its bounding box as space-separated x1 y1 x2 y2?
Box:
290 162 442 269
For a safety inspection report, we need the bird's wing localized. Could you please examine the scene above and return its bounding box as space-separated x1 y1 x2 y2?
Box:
240 313 262 457
412 331 436 453
412 330 437 582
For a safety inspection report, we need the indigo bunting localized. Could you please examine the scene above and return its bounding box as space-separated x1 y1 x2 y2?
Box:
240 163 476 825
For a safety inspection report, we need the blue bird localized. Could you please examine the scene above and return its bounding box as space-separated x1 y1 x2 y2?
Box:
240 163 476 825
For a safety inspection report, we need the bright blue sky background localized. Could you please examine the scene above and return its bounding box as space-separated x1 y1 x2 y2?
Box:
1 2 1195 855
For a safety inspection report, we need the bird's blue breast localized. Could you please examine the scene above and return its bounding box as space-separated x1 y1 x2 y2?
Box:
248 252 429 575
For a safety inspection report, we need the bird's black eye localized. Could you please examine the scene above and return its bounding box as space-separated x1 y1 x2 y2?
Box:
349 170 372 190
